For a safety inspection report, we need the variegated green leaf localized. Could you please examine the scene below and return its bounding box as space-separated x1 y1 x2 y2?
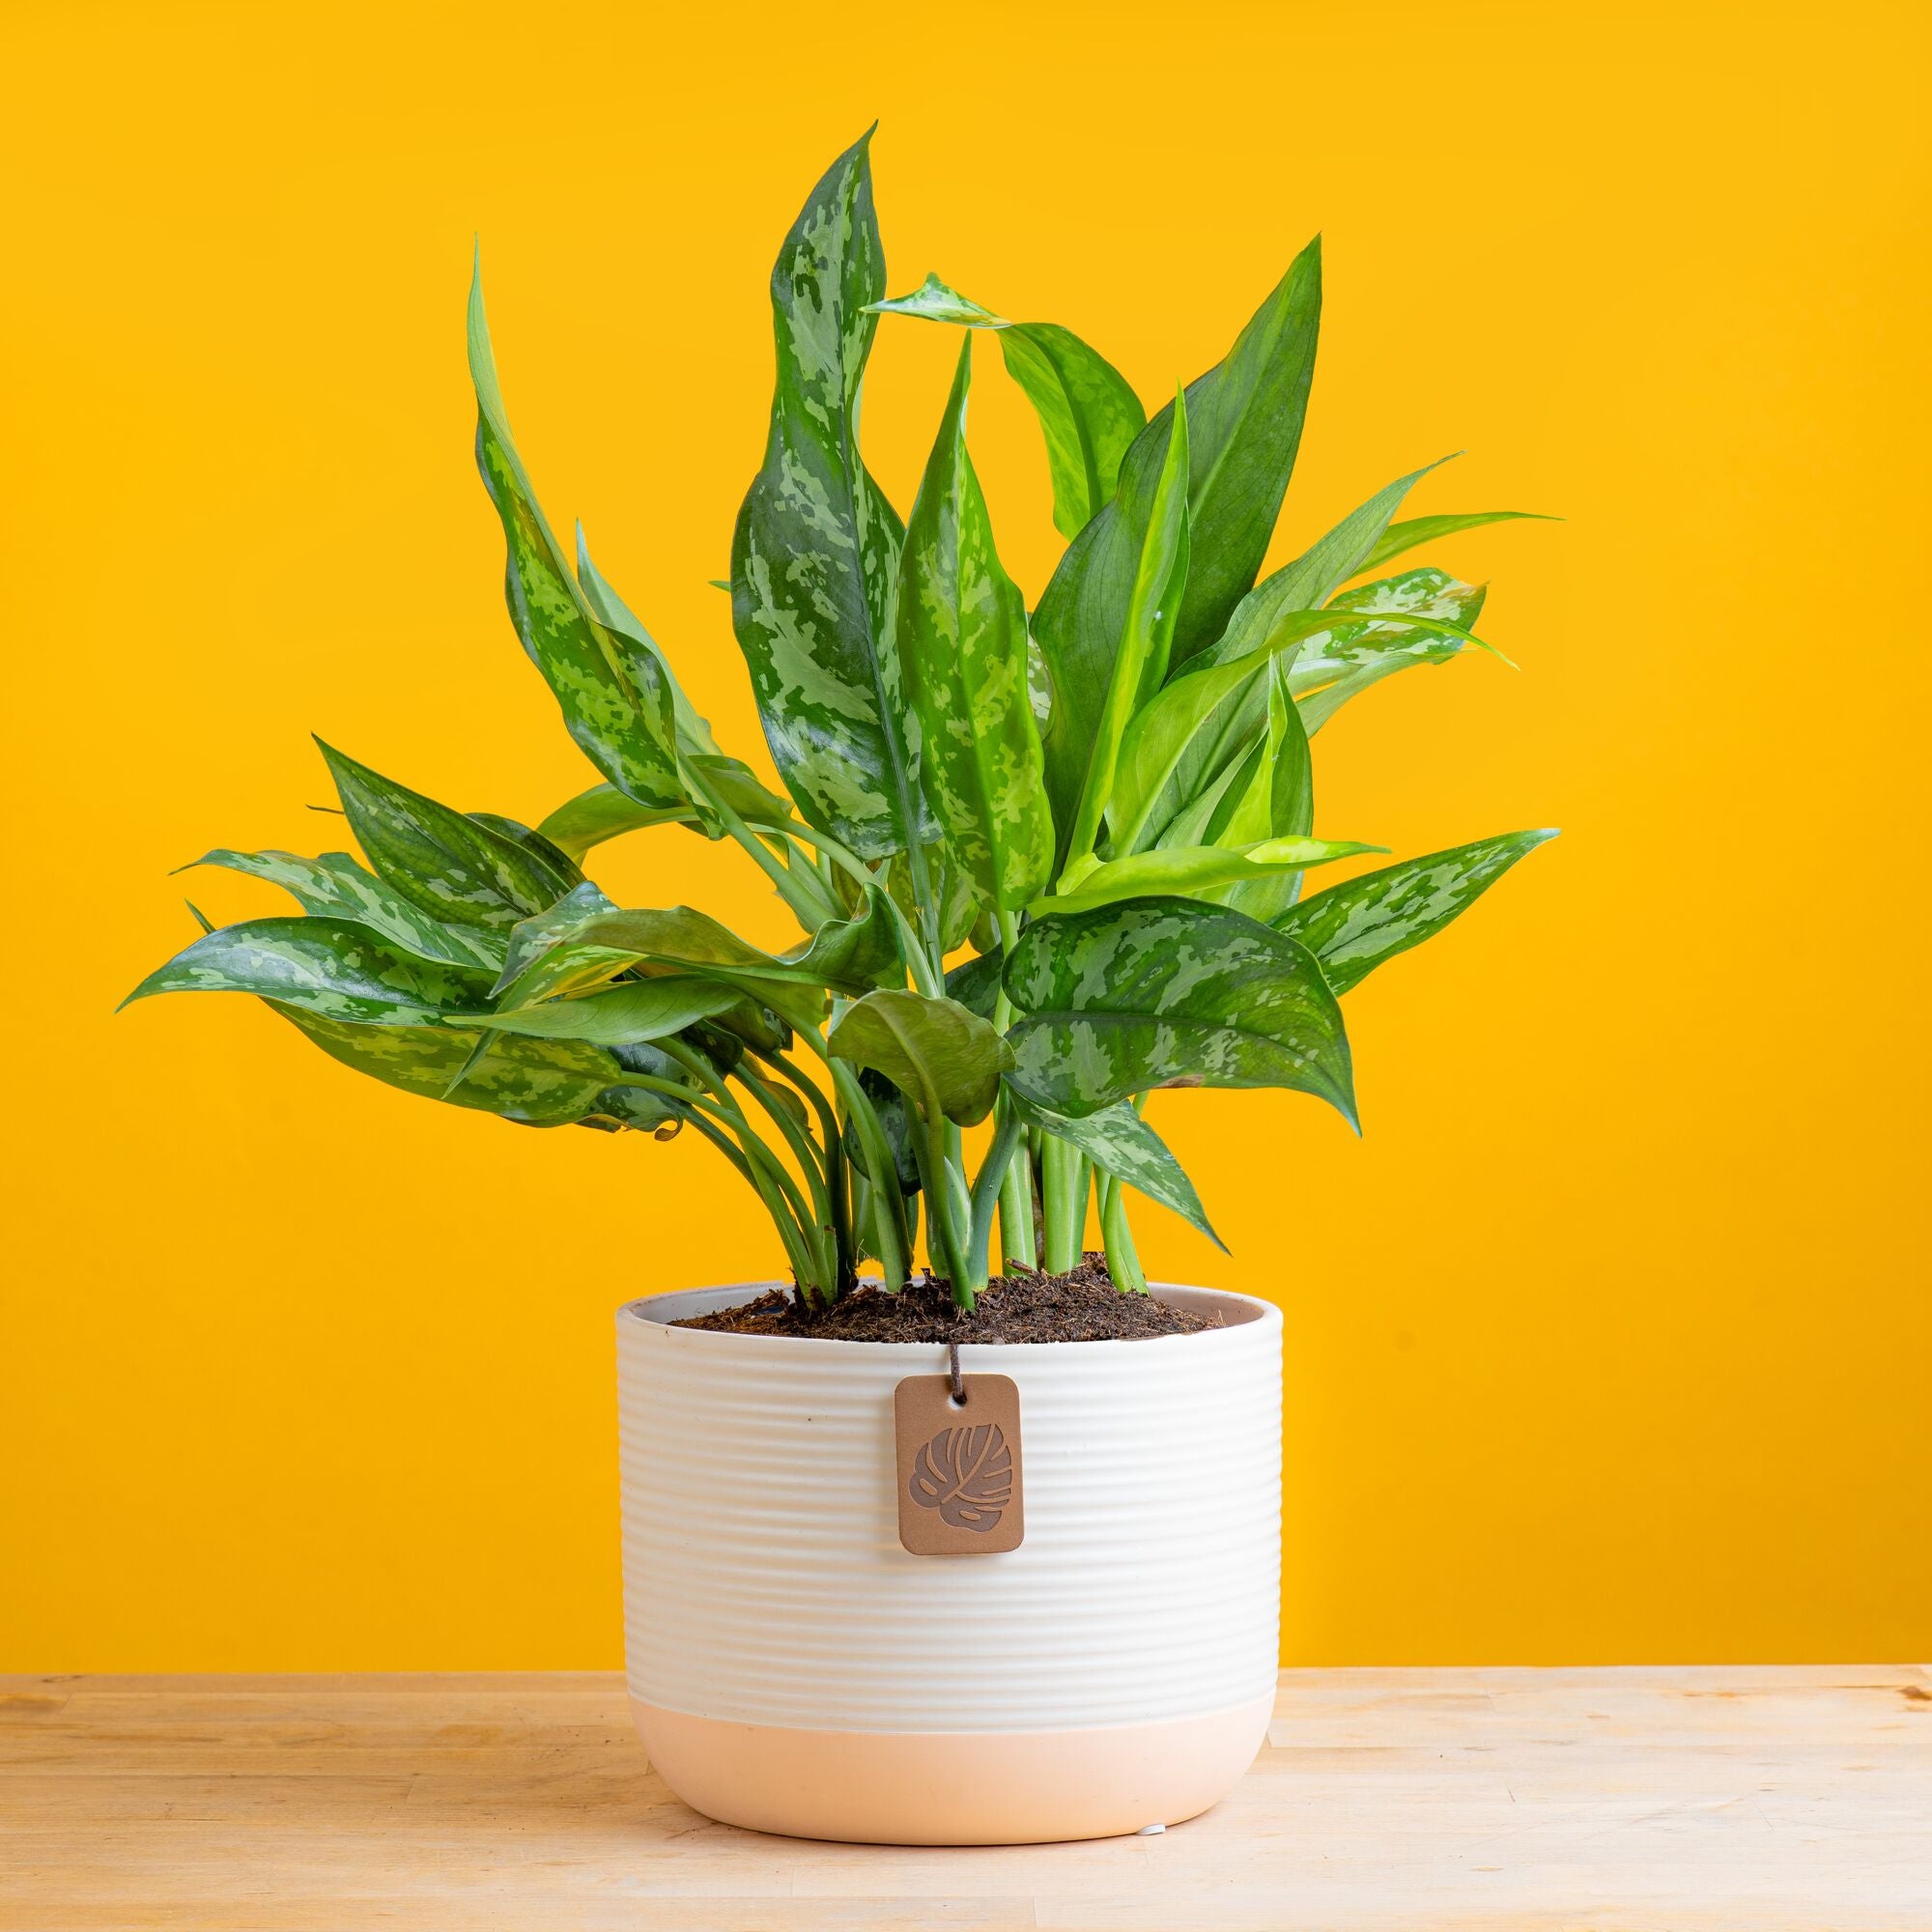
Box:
828 989 1013 1127
1036 836 1380 918
1003 896 1354 1124
1191 457 1451 673
318 741 579 930
1275 829 1557 994
1006 1092 1223 1249
464 977 746 1046
177 848 504 968
123 917 497 1024
574 524 722 758
867 273 1145 538
494 881 620 1005
1295 569 1492 735
895 340 1053 911
729 130 925 859
268 1002 690 1130
1064 384 1190 871
465 812 583 880
1352 509 1555 581
1034 239 1321 836
469 269 684 809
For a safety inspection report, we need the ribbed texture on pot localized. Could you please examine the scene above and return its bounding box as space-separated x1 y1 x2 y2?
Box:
617 1283 1282 1734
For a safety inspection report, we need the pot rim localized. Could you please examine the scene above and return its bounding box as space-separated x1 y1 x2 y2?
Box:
617 1279 1279 1355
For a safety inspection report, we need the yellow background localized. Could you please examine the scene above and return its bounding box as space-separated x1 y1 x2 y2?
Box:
4 0 1927 1669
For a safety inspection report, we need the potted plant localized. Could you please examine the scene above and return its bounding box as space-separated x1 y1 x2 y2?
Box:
126 129 1554 1845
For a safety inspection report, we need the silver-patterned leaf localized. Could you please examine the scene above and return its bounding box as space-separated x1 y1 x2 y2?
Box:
1006 1092 1223 1249
123 917 497 1025
1003 896 1354 1124
268 1001 690 1131
176 848 504 968
469 269 684 809
729 130 926 859
1275 829 1557 993
318 741 580 930
895 340 1053 911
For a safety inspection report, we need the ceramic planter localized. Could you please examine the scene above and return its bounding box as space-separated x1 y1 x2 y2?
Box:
616 1282 1281 1845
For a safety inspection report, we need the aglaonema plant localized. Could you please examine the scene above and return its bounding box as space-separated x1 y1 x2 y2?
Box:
126 130 1555 1312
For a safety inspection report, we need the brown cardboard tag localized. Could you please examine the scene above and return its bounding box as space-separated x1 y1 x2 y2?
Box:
894 1374 1024 1555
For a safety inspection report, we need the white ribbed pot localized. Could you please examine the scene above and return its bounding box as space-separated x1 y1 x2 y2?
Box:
615 1281 1281 1846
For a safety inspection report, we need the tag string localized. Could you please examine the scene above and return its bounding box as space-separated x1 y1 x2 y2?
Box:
948 1338 966 1406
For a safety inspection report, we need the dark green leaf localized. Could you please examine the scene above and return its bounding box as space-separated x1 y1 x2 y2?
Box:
867 273 1145 538
1034 239 1321 835
943 945 1006 1020
1063 384 1191 872
536 784 692 859
317 740 578 930
1003 895 1354 1124
469 268 684 809
844 1065 922 1195
828 988 1013 1126
729 130 925 859
895 340 1053 910
781 885 903 991
536 757 795 861
1275 829 1558 994
123 917 497 1024
464 977 746 1046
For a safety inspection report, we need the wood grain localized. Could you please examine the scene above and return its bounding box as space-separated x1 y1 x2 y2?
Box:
1 1667 1926 1929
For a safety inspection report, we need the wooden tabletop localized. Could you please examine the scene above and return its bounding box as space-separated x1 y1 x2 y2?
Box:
2 1666 1926 1929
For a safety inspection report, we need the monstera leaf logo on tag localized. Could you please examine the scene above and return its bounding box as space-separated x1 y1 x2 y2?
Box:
908 1424 1012 1531
894 1374 1024 1554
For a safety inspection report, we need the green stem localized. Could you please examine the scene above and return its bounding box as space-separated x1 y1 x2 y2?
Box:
1039 1135 1090 1274
820 1055 912 1292
907 1110 972 1304
990 913 1034 1273
999 1129 1037 1273
1098 1174 1148 1294
966 1104 1024 1291
754 1049 853 1294
653 1049 829 1297
733 1062 839 1293
634 1084 819 1290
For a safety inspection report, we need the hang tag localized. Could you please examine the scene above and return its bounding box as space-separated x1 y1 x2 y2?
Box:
894 1373 1024 1555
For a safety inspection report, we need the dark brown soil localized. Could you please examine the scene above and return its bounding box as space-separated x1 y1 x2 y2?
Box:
673 1257 1219 1344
